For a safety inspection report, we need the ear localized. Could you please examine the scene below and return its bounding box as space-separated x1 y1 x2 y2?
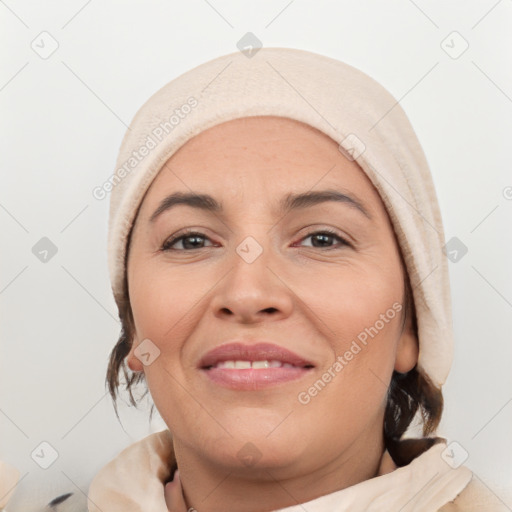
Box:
394 311 419 374
126 335 144 372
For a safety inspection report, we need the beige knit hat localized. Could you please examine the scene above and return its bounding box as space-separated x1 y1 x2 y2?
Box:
105 47 452 388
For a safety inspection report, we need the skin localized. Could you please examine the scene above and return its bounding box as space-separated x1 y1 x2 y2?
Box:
125 115 419 512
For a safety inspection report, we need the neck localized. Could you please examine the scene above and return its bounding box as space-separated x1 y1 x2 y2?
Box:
172 428 387 512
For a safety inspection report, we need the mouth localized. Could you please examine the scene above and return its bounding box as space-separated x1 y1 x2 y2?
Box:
198 342 315 390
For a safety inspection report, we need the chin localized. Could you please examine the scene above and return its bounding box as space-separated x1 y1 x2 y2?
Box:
192 426 311 473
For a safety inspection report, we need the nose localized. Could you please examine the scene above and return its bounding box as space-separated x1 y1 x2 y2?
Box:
210 242 294 324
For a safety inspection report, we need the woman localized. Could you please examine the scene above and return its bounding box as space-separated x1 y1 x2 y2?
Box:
84 47 504 511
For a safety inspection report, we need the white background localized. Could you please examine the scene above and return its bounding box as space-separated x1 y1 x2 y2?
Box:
1 1 511 510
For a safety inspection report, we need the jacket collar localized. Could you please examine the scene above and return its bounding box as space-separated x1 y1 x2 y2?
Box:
0 460 20 510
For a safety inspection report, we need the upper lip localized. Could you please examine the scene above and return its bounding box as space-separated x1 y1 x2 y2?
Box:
198 342 315 369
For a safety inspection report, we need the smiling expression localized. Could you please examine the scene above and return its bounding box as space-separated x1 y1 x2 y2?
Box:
125 115 418 477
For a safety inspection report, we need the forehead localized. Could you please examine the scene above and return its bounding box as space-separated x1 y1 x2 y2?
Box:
168 115 351 173
142 115 384 216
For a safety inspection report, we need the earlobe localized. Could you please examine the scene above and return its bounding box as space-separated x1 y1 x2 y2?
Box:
394 315 419 374
126 337 144 372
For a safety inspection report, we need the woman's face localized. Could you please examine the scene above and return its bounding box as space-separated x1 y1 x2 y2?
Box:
126 115 418 477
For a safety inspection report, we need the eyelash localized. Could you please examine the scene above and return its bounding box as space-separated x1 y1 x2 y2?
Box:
161 228 351 252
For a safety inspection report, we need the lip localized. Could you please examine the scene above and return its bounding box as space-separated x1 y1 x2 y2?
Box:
198 342 315 390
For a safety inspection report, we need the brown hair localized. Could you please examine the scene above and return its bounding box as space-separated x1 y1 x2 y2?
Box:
383 271 445 466
106 239 444 467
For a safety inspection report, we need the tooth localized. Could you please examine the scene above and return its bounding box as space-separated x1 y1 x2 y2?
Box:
214 360 295 369
252 360 270 369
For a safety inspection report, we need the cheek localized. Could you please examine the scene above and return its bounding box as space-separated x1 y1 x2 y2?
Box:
293 263 403 411
129 262 203 342
128 263 208 420
296 262 403 347
129 265 197 429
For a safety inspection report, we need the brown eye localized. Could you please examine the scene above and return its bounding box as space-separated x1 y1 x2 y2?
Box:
297 230 350 249
162 231 213 251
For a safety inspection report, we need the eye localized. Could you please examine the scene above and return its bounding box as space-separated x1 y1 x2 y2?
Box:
161 228 351 252
161 230 214 251
296 229 351 249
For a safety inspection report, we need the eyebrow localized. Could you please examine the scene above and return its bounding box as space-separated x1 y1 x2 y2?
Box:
149 189 372 222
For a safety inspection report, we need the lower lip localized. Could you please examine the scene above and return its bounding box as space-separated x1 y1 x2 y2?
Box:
201 367 312 390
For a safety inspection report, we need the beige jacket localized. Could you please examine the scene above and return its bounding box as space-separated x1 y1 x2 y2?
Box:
87 430 509 512
0 461 19 511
